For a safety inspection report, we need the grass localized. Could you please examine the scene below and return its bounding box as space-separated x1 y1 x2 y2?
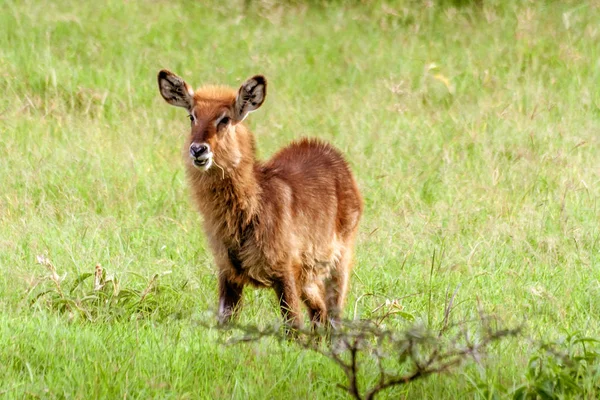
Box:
1 0 599 398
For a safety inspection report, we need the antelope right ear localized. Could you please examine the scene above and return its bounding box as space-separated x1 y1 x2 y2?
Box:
233 75 267 123
157 69 195 111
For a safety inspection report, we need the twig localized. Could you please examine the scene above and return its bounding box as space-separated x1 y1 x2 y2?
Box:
221 313 521 400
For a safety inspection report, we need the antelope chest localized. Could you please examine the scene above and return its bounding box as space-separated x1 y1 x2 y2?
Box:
225 242 275 288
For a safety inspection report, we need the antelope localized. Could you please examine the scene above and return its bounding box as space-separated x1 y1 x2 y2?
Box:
157 70 363 331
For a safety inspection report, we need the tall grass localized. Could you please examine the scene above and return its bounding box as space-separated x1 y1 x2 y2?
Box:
1 0 599 398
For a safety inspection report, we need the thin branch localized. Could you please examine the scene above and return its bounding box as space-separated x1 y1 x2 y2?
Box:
220 314 521 400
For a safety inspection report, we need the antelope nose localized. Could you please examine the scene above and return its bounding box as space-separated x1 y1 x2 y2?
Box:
190 143 208 158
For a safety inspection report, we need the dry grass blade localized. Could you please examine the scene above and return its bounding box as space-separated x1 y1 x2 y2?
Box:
93 264 103 291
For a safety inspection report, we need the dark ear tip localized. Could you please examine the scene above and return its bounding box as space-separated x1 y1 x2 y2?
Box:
252 75 267 86
158 69 172 80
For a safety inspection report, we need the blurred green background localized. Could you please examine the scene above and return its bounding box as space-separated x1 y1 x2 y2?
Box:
1 0 599 398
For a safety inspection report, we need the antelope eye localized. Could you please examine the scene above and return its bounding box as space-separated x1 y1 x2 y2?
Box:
188 114 194 121
217 116 230 129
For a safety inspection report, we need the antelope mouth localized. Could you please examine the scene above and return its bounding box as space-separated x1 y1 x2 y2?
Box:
191 153 213 171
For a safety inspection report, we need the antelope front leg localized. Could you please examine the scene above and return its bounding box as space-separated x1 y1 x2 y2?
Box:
218 274 244 325
273 275 303 333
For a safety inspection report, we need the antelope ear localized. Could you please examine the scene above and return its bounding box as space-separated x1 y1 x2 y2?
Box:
233 75 267 123
157 69 194 111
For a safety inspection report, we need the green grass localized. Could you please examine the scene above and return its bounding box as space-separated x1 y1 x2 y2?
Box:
1 0 599 398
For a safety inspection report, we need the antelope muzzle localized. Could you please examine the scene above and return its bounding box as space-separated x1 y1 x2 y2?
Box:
189 142 213 171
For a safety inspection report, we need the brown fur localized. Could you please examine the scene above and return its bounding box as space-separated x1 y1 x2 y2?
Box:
159 73 363 329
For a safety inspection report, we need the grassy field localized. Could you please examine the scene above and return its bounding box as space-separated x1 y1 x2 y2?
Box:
1 0 599 398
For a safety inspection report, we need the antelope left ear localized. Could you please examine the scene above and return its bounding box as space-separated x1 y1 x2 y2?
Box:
157 69 195 111
233 75 267 123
